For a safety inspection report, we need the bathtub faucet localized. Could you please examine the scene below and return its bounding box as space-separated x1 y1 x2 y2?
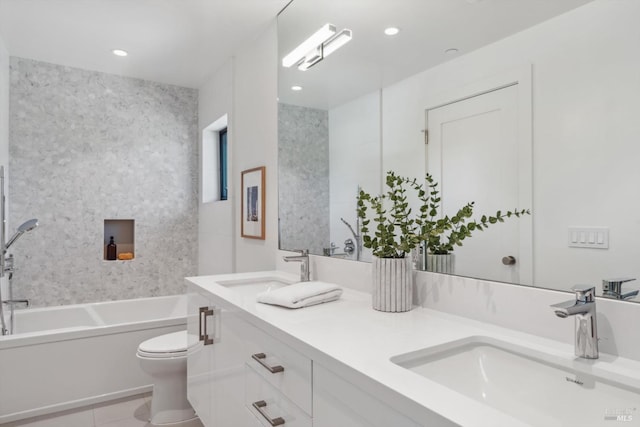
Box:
2 299 29 308
4 253 13 274
340 217 362 261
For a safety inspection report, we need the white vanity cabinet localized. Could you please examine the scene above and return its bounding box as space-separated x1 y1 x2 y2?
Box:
313 364 421 427
187 289 214 426
186 276 425 427
187 288 248 427
245 365 312 427
245 408 266 427
187 285 313 427
244 325 312 415
239 319 312 427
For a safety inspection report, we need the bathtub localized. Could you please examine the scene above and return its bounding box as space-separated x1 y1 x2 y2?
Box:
0 294 187 424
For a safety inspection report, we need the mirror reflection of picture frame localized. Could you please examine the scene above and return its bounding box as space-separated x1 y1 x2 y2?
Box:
241 166 266 239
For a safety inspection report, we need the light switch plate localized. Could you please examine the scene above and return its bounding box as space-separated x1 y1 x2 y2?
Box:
568 227 609 249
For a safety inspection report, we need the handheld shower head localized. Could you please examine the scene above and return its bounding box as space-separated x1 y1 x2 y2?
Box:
5 219 38 251
17 219 38 233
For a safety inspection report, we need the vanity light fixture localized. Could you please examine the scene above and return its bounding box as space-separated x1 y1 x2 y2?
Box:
112 49 128 57
282 23 336 67
283 23 352 71
384 27 400 36
297 45 323 71
291 85 303 91
322 29 353 57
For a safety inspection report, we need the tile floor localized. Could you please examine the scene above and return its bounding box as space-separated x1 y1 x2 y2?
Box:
3 394 204 427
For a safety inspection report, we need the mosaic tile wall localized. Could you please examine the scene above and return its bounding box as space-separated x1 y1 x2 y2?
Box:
8 58 198 307
278 103 329 256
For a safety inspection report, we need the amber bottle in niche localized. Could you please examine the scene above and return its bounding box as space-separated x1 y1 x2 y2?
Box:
106 236 117 261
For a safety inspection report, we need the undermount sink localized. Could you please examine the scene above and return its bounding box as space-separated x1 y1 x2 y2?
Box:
391 337 640 426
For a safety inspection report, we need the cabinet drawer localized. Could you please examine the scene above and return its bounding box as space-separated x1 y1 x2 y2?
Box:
244 324 312 415
245 407 265 427
245 364 312 427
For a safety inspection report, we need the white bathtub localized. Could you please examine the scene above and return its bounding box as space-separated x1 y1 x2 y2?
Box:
0 294 187 424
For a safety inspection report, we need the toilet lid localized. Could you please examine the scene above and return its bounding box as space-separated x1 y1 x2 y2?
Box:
138 331 188 354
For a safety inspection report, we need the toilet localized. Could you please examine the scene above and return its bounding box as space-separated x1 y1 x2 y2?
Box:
137 331 198 426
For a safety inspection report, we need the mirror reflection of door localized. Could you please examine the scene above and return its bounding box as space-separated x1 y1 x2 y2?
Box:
427 84 532 284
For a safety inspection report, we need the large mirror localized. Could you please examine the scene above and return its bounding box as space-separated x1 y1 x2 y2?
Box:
278 0 640 301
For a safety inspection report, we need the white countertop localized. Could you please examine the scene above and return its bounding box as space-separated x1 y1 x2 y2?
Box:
186 271 640 427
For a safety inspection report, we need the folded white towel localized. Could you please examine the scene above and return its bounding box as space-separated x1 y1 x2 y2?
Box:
256 281 343 309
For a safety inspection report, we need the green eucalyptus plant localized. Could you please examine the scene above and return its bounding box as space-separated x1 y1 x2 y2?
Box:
357 171 530 258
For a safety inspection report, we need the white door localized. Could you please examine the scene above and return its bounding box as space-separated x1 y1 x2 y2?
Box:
427 84 532 284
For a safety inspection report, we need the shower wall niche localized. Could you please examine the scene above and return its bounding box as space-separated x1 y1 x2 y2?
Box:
104 219 134 260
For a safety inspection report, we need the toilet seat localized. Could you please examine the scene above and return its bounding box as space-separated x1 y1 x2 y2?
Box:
137 348 186 359
137 331 188 359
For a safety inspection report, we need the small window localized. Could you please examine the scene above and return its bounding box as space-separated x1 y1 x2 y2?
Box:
202 114 228 204
219 128 228 201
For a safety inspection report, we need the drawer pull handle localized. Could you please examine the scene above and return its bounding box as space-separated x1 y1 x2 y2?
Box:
252 400 285 426
251 353 284 373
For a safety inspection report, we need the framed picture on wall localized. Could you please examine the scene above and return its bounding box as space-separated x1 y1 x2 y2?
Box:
241 166 266 240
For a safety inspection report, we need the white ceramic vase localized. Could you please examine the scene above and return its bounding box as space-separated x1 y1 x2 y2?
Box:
372 256 413 312
426 253 454 274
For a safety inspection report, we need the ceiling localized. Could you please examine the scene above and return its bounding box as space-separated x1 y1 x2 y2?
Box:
0 0 290 88
278 0 594 109
0 0 594 95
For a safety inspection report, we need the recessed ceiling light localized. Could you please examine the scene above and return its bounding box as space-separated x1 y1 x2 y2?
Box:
384 27 400 36
291 85 303 91
112 49 128 57
444 48 459 56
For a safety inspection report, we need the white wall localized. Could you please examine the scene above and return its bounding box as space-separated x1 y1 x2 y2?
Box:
233 22 279 272
198 21 278 274
381 0 640 291
198 62 235 275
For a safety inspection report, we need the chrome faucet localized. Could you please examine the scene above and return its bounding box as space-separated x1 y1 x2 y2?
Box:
283 249 310 282
550 285 598 359
343 238 355 255
602 277 637 300
340 217 362 261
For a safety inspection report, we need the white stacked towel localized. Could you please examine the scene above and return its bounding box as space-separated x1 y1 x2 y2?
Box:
256 281 343 309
